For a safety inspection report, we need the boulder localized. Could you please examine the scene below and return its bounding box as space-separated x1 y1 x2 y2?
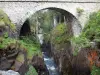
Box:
0 70 20 75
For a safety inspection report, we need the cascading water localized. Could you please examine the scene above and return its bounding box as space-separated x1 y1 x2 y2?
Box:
43 52 59 75
37 34 60 75
72 18 82 37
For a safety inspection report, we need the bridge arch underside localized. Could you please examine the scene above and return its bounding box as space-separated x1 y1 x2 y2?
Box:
20 7 82 37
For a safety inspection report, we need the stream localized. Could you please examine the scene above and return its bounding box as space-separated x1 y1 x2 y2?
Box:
38 34 60 75
43 52 60 75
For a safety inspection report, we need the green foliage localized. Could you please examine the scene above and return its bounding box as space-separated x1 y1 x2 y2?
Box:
43 33 50 43
71 36 91 56
25 65 38 75
0 35 41 60
0 9 16 31
29 9 61 34
91 65 100 75
76 8 84 14
71 10 100 56
0 9 41 63
0 37 18 49
16 53 24 62
3 32 8 38
19 36 42 59
29 9 64 45
82 10 100 42
51 23 69 44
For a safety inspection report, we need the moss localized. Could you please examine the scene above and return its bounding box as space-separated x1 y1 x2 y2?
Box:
16 54 24 63
0 20 5 27
25 65 38 75
10 23 16 30
0 36 42 61
0 9 16 31
3 32 9 38
76 7 84 14
0 37 18 49
19 36 42 59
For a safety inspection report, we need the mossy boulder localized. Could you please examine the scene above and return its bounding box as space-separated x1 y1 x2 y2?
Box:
0 9 16 37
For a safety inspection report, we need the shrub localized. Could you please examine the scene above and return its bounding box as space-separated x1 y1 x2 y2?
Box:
91 65 100 75
19 36 42 59
71 10 100 56
43 33 50 43
0 37 18 49
71 36 91 56
51 23 70 44
76 7 84 14
0 35 42 60
82 10 100 42
25 65 38 75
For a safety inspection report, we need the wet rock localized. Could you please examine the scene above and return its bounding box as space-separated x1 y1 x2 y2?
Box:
0 57 12 70
32 55 49 75
0 20 6 36
14 51 25 71
14 61 23 71
0 48 19 70
0 70 20 75
51 42 73 75
14 51 29 75
18 63 29 75
52 50 72 75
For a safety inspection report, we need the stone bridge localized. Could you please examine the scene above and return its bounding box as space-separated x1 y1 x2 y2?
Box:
0 0 100 36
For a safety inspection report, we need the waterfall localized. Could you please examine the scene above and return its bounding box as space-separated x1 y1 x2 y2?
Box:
72 18 82 37
43 52 60 75
37 34 43 44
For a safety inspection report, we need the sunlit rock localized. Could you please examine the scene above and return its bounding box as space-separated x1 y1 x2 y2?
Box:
0 70 20 75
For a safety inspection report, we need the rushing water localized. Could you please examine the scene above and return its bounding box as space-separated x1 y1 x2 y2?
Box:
43 52 60 75
38 34 60 75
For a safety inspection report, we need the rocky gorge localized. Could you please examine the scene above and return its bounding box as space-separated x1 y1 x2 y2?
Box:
0 8 100 75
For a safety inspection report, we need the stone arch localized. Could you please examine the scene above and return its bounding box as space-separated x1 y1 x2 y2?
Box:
19 5 82 37
19 19 31 36
20 4 78 25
